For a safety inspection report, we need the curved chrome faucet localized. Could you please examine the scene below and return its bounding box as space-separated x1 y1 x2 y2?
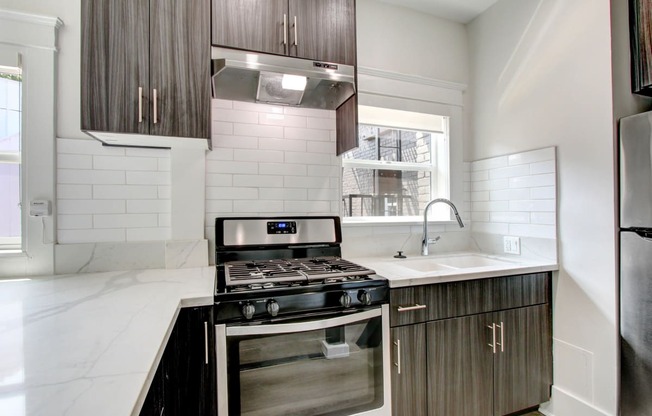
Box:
422 198 465 256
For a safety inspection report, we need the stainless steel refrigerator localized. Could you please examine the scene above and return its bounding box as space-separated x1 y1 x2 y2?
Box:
620 111 652 415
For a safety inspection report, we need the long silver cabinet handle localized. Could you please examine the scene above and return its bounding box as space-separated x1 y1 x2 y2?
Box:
487 323 496 354
152 88 158 124
283 14 287 48
496 321 504 352
394 339 401 375
293 16 298 46
204 321 209 364
397 304 427 312
138 87 143 123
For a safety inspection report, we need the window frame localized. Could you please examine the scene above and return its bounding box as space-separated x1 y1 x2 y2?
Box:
342 117 450 222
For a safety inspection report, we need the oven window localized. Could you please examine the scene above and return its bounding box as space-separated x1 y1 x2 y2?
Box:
228 315 384 416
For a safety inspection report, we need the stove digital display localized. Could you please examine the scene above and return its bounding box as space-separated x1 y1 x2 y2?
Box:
267 221 297 234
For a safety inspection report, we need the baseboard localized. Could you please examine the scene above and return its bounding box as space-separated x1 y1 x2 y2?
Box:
539 386 613 416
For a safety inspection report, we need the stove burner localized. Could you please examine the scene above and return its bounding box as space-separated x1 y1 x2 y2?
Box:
223 256 374 290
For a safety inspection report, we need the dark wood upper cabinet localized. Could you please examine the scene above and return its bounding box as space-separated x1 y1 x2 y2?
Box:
81 0 149 134
630 0 652 95
81 0 210 139
211 0 356 66
288 0 356 65
336 93 358 155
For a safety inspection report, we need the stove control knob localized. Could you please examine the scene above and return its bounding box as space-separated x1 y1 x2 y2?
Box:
339 293 352 308
266 300 280 317
241 303 256 320
358 290 373 306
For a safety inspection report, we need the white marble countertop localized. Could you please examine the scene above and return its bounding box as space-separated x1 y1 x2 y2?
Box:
351 252 558 288
0 267 215 416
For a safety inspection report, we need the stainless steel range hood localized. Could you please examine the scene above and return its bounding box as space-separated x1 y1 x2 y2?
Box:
211 47 355 109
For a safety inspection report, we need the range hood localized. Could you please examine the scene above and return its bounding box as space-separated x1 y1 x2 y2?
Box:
211 47 355 109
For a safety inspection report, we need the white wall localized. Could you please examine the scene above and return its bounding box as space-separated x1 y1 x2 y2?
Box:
468 1 617 415
357 0 468 84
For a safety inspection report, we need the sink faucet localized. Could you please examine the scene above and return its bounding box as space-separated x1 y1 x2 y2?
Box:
422 198 465 256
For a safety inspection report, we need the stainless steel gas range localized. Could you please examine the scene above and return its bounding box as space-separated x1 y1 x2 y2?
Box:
214 216 391 416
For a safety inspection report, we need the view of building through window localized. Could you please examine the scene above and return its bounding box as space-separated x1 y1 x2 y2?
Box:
0 65 22 248
342 106 449 219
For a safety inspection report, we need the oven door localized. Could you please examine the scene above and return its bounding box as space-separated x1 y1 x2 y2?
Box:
215 304 390 416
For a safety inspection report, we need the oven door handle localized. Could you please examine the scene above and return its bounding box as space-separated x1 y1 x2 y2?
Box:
226 307 382 337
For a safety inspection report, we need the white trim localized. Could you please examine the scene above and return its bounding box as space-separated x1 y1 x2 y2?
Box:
0 9 63 29
342 159 432 172
0 152 21 164
358 66 467 92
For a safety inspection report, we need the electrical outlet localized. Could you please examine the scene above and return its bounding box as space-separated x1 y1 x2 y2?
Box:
503 236 521 255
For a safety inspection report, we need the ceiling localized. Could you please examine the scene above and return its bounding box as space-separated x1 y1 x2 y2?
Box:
375 0 499 24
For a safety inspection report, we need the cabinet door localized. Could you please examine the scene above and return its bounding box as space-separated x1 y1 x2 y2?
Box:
493 305 552 416
212 0 288 55
150 0 210 139
81 0 149 134
391 324 427 416
427 315 493 416
288 0 356 65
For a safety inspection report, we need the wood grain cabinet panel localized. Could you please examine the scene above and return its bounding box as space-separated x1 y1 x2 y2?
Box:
150 0 210 139
389 272 552 416
493 304 552 416
391 324 428 416
81 0 149 134
427 314 494 416
81 0 210 140
212 0 287 55
288 0 356 65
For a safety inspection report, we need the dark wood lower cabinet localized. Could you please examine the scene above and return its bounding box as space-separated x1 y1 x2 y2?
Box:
140 306 216 416
427 314 494 416
390 273 553 416
391 324 427 416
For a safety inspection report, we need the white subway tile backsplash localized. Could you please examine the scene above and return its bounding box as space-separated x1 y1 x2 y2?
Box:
94 213 159 229
234 149 284 163
234 200 284 213
93 156 158 171
206 186 259 200
489 164 530 180
212 99 233 109
234 123 284 138
306 141 336 154
233 174 284 188
508 147 555 166
125 147 168 158
58 138 125 156
93 185 158 200
206 174 233 187
212 135 259 149
284 107 333 118
58 184 92 200
509 173 555 189
307 165 339 177
259 137 307 152
58 169 125 185
206 148 234 161
259 113 307 128
233 101 284 114
259 163 307 176
158 158 171 172
59 229 126 243
509 200 555 212
285 151 332 165
306 117 336 130
530 160 555 175
531 186 556 200
127 200 171 213
206 200 234 214
284 176 331 189
259 188 307 201
531 212 556 225
58 215 93 230
469 146 557 241
284 127 331 141
212 121 234 135
58 154 93 169
308 188 338 201
158 186 171 199
159 213 172 227
126 227 171 242
58 199 125 215
207 161 258 174
284 200 331 213
212 108 259 124
126 171 170 185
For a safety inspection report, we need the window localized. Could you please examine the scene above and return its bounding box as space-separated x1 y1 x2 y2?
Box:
0 65 21 250
342 105 449 221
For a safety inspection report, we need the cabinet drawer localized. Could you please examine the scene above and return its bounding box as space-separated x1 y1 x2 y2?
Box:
389 272 551 327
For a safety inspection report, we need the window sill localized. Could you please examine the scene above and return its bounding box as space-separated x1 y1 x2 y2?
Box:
0 249 26 257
